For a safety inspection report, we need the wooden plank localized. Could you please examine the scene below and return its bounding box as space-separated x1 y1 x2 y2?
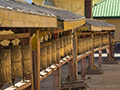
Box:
98 49 102 69
81 57 86 80
61 81 87 89
40 56 73 81
0 33 30 40
53 33 61 90
73 29 78 80
53 68 60 90
29 31 34 90
68 59 75 82
34 30 40 90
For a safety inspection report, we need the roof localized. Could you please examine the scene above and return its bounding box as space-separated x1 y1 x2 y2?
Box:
86 19 116 31
92 0 120 18
0 0 84 21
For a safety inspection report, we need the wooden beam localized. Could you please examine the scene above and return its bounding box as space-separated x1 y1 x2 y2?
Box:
40 56 73 81
68 59 76 82
98 49 102 69
34 30 40 90
14 81 31 90
73 29 78 80
0 33 30 40
81 57 86 80
61 81 87 89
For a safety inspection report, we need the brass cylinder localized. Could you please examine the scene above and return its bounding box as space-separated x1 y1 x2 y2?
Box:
64 36 68 56
46 42 52 66
70 36 73 53
79 38 83 54
67 35 71 54
8 46 23 79
51 40 57 63
40 43 47 69
99 35 102 46
21 45 32 75
60 37 64 58
89 38 92 49
0 49 12 85
56 39 61 61
83 38 86 52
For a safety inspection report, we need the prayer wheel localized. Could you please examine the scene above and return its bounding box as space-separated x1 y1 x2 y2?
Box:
51 39 57 63
64 36 68 56
40 43 47 69
99 35 103 46
77 38 79 54
70 36 73 53
67 35 71 54
79 38 83 54
6 45 23 85
46 42 52 66
0 49 12 89
56 39 61 61
89 38 92 49
83 38 87 52
86 37 90 51
21 45 32 76
60 36 64 58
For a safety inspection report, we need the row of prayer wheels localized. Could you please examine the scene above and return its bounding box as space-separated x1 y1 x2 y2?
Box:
40 35 73 69
0 45 32 89
77 34 109 54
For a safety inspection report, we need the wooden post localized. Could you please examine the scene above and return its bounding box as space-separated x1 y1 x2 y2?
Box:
89 53 93 70
86 33 103 75
98 50 102 69
81 57 86 80
73 29 78 80
34 30 40 90
68 59 75 82
29 29 34 90
102 32 118 64
53 33 61 90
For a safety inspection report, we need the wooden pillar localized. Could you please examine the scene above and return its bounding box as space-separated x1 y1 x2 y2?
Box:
73 29 78 80
68 59 75 82
102 32 118 64
81 57 86 80
34 30 40 90
53 33 61 90
86 33 103 75
89 53 93 70
98 50 102 69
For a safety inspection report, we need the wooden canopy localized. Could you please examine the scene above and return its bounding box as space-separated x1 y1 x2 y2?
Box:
0 0 57 28
85 19 116 31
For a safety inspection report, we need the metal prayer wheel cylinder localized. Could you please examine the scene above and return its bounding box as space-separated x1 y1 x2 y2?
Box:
99 35 103 46
40 43 47 69
51 40 57 63
89 38 92 49
60 37 64 57
55 39 61 61
86 37 90 51
83 38 87 52
67 35 71 54
78 38 81 54
21 45 32 75
46 42 52 66
64 36 68 56
79 38 83 54
0 49 12 85
7 46 23 78
77 38 79 54
70 36 73 52
96 36 99 47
